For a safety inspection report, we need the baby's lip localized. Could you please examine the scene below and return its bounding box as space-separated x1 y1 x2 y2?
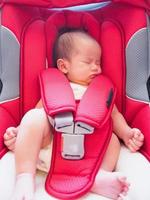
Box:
90 73 100 78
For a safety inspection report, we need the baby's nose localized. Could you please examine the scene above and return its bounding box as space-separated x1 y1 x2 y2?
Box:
92 63 97 69
91 63 101 72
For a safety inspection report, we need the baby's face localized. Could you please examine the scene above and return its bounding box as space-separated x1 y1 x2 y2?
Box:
65 36 102 86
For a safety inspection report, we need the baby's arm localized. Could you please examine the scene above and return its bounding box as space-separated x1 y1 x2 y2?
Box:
111 105 144 152
4 99 43 151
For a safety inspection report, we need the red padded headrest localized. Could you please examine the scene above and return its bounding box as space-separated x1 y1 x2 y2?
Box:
45 10 100 66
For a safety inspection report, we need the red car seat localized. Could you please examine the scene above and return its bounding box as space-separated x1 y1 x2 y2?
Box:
0 0 150 199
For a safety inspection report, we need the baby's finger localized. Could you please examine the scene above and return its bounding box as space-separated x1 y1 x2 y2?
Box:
138 133 144 141
7 127 18 135
6 126 16 132
133 129 144 140
4 137 16 147
4 126 18 139
7 144 15 151
127 144 136 152
4 131 15 140
12 127 18 134
132 138 144 147
128 139 140 152
3 132 12 140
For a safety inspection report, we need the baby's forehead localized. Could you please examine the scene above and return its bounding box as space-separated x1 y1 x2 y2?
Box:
72 32 93 41
59 31 98 47
73 34 101 49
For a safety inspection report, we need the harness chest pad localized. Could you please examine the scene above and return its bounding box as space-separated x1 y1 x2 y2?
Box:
39 68 116 199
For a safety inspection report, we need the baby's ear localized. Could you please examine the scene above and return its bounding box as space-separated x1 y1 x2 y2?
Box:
57 58 68 74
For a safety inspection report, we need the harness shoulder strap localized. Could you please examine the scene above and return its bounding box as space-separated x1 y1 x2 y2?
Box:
39 68 76 116
76 74 116 128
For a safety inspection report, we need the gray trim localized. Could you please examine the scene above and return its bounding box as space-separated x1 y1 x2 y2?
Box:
0 10 3 96
0 10 2 75
147 15 150 77
0 25 20 102
146 15 150 101
126 27 149 102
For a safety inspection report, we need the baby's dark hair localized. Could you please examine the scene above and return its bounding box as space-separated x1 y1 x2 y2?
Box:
53 29 96 66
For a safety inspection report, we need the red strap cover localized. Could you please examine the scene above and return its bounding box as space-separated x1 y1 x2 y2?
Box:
39 68 76 116
76 74 116 128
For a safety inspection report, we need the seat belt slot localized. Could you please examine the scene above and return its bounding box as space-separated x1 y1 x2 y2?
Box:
0 79 2 95
147 76 150 101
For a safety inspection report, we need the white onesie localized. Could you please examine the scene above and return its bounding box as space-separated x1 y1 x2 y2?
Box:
37 82 87 172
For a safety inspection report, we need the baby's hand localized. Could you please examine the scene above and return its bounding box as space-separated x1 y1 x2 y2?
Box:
126 128 144 152
3 127 18 151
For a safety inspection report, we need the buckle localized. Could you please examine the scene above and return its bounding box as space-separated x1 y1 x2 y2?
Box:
61 134 84 160
74 121 94 134
48 113 95 160
61 122 94 160
48 112 74 133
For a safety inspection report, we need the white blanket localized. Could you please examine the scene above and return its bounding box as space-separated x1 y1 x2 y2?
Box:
0 145 150 200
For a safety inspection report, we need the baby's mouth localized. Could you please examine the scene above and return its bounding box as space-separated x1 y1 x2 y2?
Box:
89 74 99 79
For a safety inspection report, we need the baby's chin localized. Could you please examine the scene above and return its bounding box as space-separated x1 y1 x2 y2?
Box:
71 80 89 86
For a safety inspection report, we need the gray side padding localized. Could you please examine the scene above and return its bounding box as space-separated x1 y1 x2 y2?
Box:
0 11 2 76
126 27 149 102
0 25 20 103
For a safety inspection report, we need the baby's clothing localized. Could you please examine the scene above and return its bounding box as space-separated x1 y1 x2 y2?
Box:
37 82 87 172
70 82 87 100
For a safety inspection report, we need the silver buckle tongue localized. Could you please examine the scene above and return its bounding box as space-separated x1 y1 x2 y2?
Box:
74 121 94 134
49 112 74 133
61 134 84 160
